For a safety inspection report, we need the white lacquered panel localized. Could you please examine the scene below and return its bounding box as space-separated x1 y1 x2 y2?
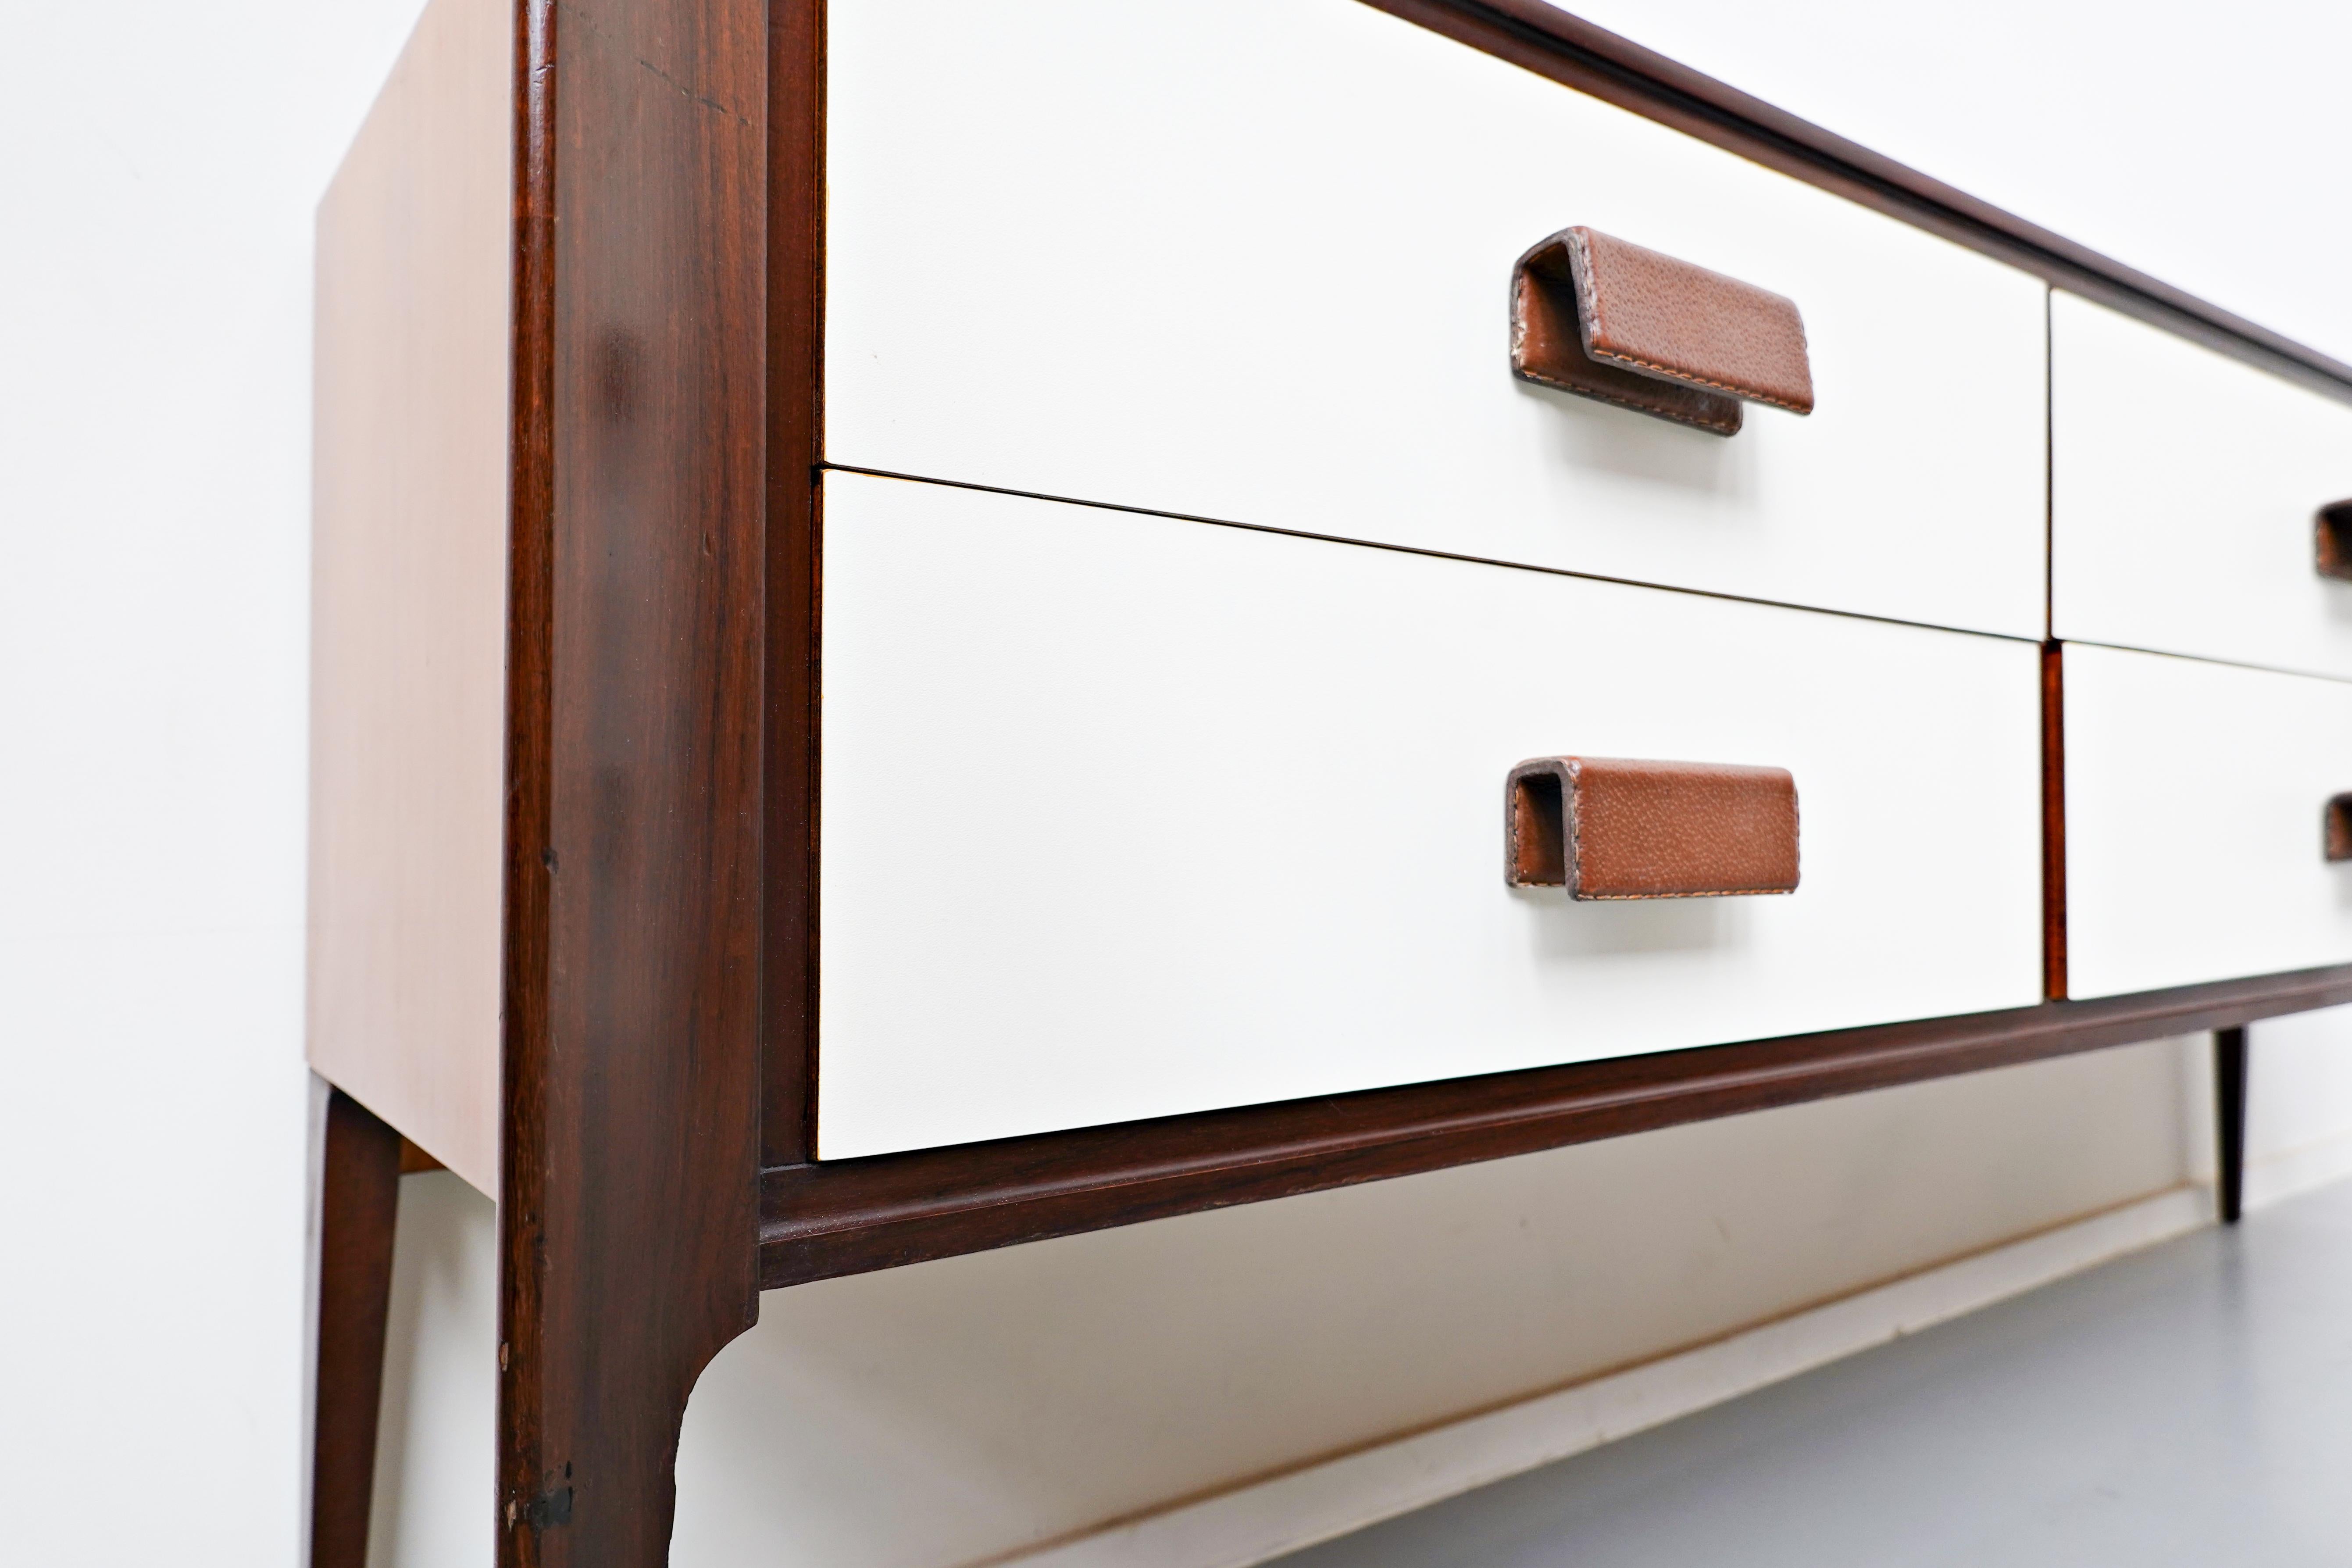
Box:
817 473 2044 1157
825 0 2048 640
2064 643 2352 1000
2052 292 2352 680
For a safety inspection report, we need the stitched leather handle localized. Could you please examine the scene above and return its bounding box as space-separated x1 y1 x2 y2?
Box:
1506 756 1799 900
2326 793 2352 861
1510 227 1814 437
2314 501 2352 580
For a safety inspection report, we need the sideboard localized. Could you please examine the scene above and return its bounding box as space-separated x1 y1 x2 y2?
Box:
303 2 2352 1564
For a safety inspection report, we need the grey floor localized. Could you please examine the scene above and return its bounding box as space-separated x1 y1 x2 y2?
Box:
1274 1180 2352 1567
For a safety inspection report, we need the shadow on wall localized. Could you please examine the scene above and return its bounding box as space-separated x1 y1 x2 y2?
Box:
667 1036 2210 1568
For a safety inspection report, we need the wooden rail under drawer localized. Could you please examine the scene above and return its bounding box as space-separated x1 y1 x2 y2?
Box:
760 964 2352 1289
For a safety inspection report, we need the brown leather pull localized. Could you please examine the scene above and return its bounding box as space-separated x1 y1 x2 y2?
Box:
2315 501 2352 581
1511 228 1813 436
1506 757 1800 900
2326 793 2352 861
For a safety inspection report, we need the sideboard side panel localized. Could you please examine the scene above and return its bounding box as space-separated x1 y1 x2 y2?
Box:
308 0 514 1194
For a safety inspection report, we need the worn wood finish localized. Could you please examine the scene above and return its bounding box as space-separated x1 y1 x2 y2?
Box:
1360 0 2352 407
495 0 767 1562
759 964 2352 1289
762 0 825 1170
313 1090 404 1568
2216 1026 2250 1224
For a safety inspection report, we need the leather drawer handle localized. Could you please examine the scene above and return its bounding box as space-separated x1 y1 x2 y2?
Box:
1506 756 1800 900
2326 793 2352 861
1510 227 1814 437
2314 501 2352 580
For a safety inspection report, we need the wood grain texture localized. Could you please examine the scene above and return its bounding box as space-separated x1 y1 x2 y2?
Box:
312 1090 403 1568
760 965 2352 1289
496 0 767 1561
2042 641 2067 1000
761 0 824 1169
308 0 512 1193
1359 0 2352 407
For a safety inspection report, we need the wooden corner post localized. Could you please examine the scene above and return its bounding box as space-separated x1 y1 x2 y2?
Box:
498 0 769 1561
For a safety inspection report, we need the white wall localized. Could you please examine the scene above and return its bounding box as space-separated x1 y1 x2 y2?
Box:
371 1174 498 1568
7 3 2352 1567
0 2 429 1563
1561 0 2352 367
2243 1004 2352 1206
672 1039 2213 1568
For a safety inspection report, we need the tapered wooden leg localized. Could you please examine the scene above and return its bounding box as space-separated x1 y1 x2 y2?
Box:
314 1088 404 1568
2215 1026 2249 1225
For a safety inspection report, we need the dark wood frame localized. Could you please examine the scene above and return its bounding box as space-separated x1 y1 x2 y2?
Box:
2216 1026 2252 1224
495 0 767 1559
759 968 2352 1288
430 2 2352 1564
313 1091 403 1568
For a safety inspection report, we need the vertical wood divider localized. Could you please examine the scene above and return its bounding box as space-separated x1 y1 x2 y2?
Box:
763 0 826 1168
2041 642 2068 1001
496 0 769 1561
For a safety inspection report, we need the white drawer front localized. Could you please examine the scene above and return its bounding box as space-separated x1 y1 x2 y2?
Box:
2064 643 2352 999
826 0 2048 639
2053 292 2352 679
817 472 2044 1157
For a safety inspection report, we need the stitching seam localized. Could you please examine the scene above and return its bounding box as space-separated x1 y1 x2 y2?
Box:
1568 231 1809 414
1586 346 1811 414
1579 886 1798 900
1513 367 1739 433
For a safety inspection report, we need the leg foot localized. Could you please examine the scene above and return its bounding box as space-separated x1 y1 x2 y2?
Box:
2215 1026 2249 1225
